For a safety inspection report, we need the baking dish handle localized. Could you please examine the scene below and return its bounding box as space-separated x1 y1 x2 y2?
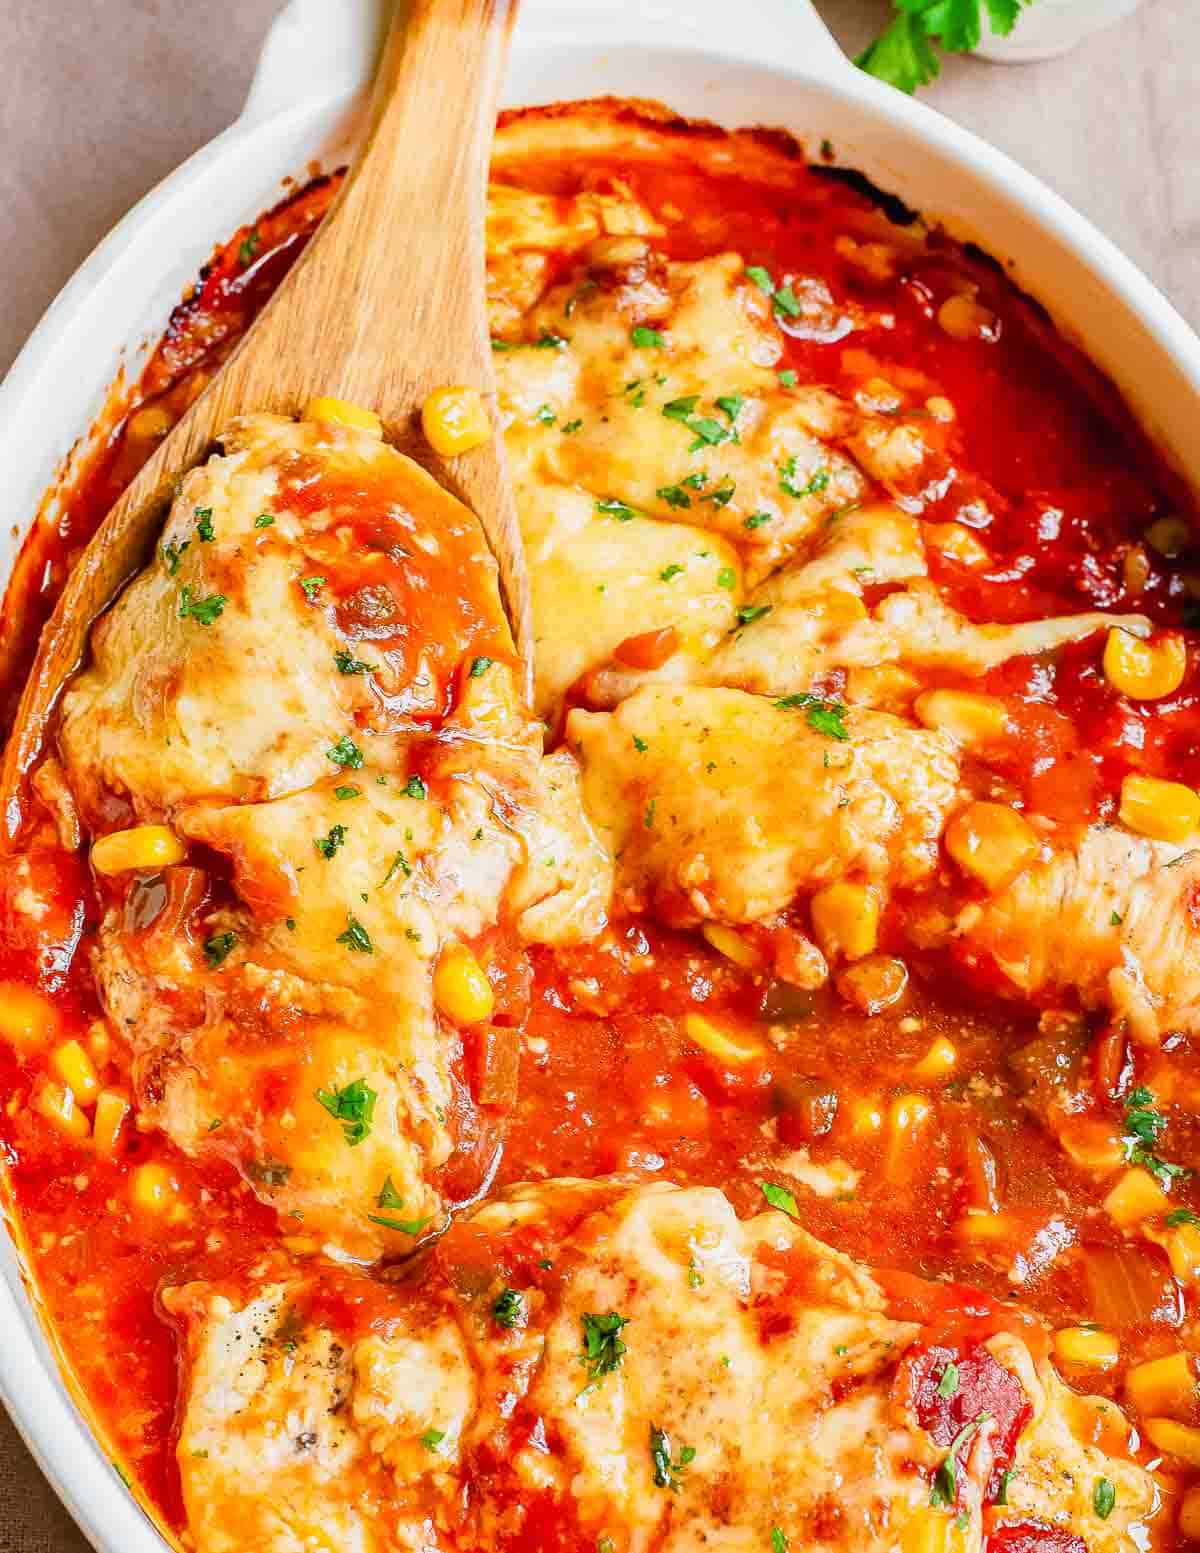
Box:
240 0 390 125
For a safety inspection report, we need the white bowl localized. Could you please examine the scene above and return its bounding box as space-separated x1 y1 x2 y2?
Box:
974 0 1147 62
0 3 1198 1550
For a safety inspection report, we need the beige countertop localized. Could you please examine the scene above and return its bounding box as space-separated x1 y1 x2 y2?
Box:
0 0 1195 1547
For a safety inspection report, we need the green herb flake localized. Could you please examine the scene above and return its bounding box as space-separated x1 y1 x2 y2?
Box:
780 456 831 500
238 230 261 265
468 656 494 678
745 265 774 294
492 1287 525 1329
633 736 648 753
930 1414 990 1509
334 648 374 675
772 284 802 319
657 483 692 510
715 394 744 423
745 511 772 530
771 1530 789 1553
660 564 686 582
535 403 557 425
1122 1085 1191 1188
596 497 638 522
419 1427 445 1451
997 1468 1015 1506
778 369 798 388
631 325 665 349
734 604 772 629
774 691 850 742
194 506 215 542
162 538 190 575
936 1362 960 1399
534 332 568 350
1110 910 1124 926
203 931 237 967
327 735 364 769
314 824 347 860
299 575 327 601
1093 1478 1116 1520
760 1181 800 1219
644 799 656 830
581 1312 630 1389
314 1077 377 1146
717 566 737 591
334 785 361 801
178 586 227 625
404 775 428 801
650 1424 695 1491
382 850 412 885
562 418 583 434
1166 1208 1200 1227
254 512 275 528
336 913 373 954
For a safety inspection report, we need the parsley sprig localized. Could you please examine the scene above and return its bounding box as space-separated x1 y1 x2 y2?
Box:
581 1312 629 1393
857 1 1032 94
1122 1086 1192 1189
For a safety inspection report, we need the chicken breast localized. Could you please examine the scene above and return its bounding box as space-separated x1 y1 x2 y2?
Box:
568 685 961 924
165 1178 1159 1553
57 412 611 1257
956 824 1200 1044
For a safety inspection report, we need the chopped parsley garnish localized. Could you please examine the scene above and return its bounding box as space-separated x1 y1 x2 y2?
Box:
238 230 260 265
194 506 215 541
660 564 685 582
492 1288 525 1329
772 1530 789 1553
596 497 638 522
704 479 736 508
734 604 772 629
336 913 373 954
334 784 361 800
650 1424 695 1491
299 575 326 600
774 691 850 742
334 649 374 675
468 656 494 678
936 1362 960 1399
780 456 830 499
644 799 656 830
1123 1085 1191 1188
997 1468 1015 1505
490 338 515 352
314 1077 377 1146
162 538 190 575
203 931 237 967
178 586 226 625
1094 1478 1116 1520
772 283 802 318
778 368 798 388
382 850 412 885
254 512 274 528
403 775 428 801
745 511 772 530
534 331 568 349
631 325 665 349
562 418 583 434
1110 910 1124 926
633 736 648 753
657 483 693 510
930 1415 989 1508
760 1181 800 1219
314 824 347 860
581 1312 629 1389
717 566 737 591
327 735 364 769
662 395 733 453
715 394 744 422
419 1428 445 1451
1166 1208 1200 1227
365 1176 433 1236
535 403 557 425
745 265 774 294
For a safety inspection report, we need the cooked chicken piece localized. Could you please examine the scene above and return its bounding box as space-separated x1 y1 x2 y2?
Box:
517 479 738 722
568 685 960 924
875 582 1150 673
58 414 610 1257
166 1178 1158 1553
956 824 1200 1044
496 251 868 585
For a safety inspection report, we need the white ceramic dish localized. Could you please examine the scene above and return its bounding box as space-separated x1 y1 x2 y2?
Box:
1 2 1198 1550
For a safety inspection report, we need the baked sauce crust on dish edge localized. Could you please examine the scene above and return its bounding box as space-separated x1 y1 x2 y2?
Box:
2 98 1200 1553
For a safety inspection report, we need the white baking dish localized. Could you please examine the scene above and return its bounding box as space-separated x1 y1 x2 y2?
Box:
1 2 1198 1549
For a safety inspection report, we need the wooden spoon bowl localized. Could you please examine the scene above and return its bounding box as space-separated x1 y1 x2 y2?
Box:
1 0 528 846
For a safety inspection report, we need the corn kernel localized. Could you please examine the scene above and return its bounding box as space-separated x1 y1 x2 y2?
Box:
945 802 1038 892
0 982 58 1051
1146 516 1192 559
1126 1352 1196 1418
91 825 186 875
816 590 869 626
130 1162 178 1215
915 689 1007 746
810 882 880 962
86 1020 111 1068
701 923 763 971
925 397 955 423
924 523 990 568
50 1040 100 1106
1053 1325 1120 1371
1104 1166 1171 1227
1119 774 1200 844
855 377 903 415
885 1092 933 1177
845 665 921 710
1178 1483 1200 1541
421 385 491 456
1056 1115 1127 1173
912 1036 957 1080
938 293 998 342
433 943 495 1026
127 405 175 442
1124 544 1151 594
34 1081 89 1141
302 397 382 435
93 1089 131 1160
954 1210 1021 1245
1167 1221 1200 1286
1103 628 1187 701
903 1507 965 1553
1143 1417 1200 1467
683 1011 763 1065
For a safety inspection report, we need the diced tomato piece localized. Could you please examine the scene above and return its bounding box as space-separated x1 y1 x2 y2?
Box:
986 1524 1086 1553
613 626 679 670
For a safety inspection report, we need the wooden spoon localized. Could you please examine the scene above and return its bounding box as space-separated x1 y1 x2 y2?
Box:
1 0 527 846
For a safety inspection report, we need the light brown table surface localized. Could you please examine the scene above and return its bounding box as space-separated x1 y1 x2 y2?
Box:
0 0 1195 1548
